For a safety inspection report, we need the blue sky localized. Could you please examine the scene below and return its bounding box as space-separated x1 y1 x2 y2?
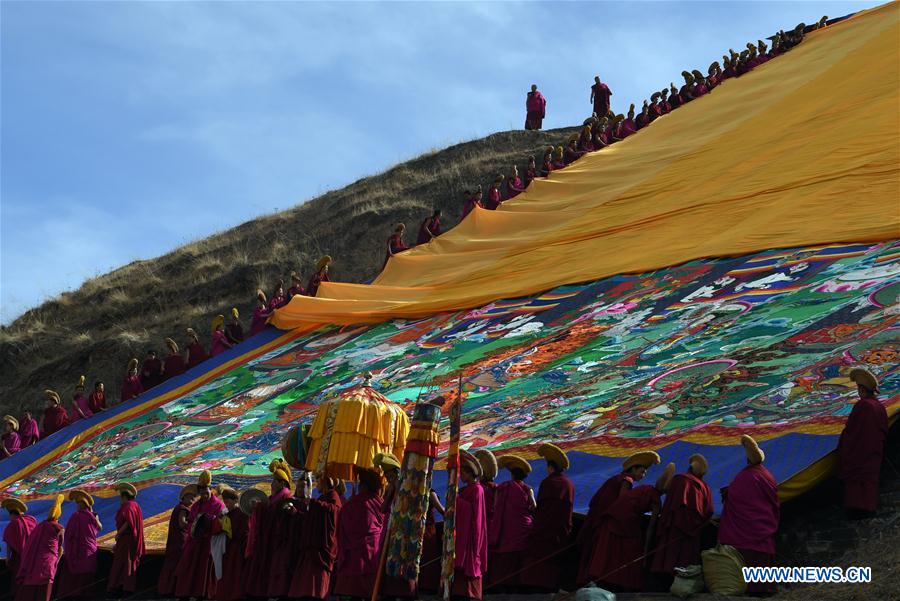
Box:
0 1 875 324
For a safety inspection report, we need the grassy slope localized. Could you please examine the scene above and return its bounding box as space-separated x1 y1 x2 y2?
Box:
0 127 577 414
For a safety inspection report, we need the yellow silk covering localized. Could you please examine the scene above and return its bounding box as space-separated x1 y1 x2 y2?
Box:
306 385 410 480
271 3 899 331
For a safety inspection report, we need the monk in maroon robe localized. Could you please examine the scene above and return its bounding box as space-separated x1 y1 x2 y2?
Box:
488 455 535 591
250 290 271 335
475 450 499 532
19 411 40 447
564 138 587 164
589 464 675 592
15 495 64 601
140 350 163 390
2 498 37 598
577 126 595 152
107 483 145 595
717 435 779 594
691 70 709 98
288 477 342 600
333 469 385 598
162 338 185 381
838 368 888 515
577 451 659 586
635 102 652 129
215 488 250 601
525 84 546 130
307 256 331 298
2 415 21 458
524 157 537 188
267 470 306 598
520 443 574 591
418 210 442 244
384 223 409 268
591 76 612 119
175 471 225 599
453 450 489 600
484 177 503 210
287 272 306 300
40 391 69 438
158 484 197 596
461 189 480 218
225 308 244 345
268 279 287 312
56 490 101 599
650 455 713 581
551 146 566 170
185 328 208 369
620 105 637 138
505 167 524 199
591 120 609 150
210 315 233 357
87 382 106 413
120 358 144 403
69 376 92 422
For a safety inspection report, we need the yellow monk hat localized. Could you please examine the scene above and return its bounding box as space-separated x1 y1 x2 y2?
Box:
75 375 86 391
269 458 293 485
315 255 333 272
116 482 138 498
459 449 482 479
688 453 708 477
48 494 64 521
623 451 661 471
127 358 138 371
2 415 18 431
257 289 267 304
741 435 765 465
231 307 239 319
656 462 676 492
180 484 198 500
186 328 199 343
1 498 27 514
374 452 401 472
497 454 532 475
165 337 179 354
290 271 302 283
68 489 94 508
44 390 61 404
211 314 225 333
849 367 878 392
538 443 570 471
197 469 213 487
568 133 579 143
474 449 498 481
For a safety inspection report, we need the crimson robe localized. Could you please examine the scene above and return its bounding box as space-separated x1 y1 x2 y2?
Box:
462 195 480 218
506 176 524 199
15 519 63 601
158 501 191 595
692 83 709 98
87 391 106 414
174 494 226 598
186 342 208 369
591 81 612 118
2 431 21 457
589 485 661 591
621 119 637 138
484 187 502 210
56 508 100 598
524 167 536 188
577 472 634 585
287 284 306 299
384 233 409 267
650 472 713 574
540 160 554 178
107 499 145 593
487 479 532 589
210 330 230 357
334 490 385 598
70 393 92 421
564 145 586 164
3 513 37 597
41 405 69 438
250 306 270 335
525 91 546 130
417 217 440 244
307 270 329 298
453 481 488 600
635 112 651 129
289 489 342 599
837 394 888 511
163 354 186 381
120 374 143 403
717 463 779 594
268 294 287 312
520 471 574 590
215 509 250 601
19 417 40 447
140 357 163 390
267 490 300 597
225 322 244 345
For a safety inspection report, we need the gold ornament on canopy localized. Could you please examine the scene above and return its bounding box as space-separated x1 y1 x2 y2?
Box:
305 373 410 480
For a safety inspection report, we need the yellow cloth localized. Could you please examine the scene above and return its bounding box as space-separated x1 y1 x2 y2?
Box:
271 3 899 331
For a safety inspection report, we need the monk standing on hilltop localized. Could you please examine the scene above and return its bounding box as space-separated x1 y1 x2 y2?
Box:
838 368 888 517
525 84 546 130
70 376 93 421
591 75 613 119
225 308 244 345
210 314 234 357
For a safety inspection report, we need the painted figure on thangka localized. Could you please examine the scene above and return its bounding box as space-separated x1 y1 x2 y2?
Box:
2 241 898 508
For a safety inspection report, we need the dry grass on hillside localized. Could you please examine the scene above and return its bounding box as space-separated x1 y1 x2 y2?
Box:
0 127 578 416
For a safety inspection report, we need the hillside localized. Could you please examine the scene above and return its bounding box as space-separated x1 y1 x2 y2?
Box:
0 127 577 415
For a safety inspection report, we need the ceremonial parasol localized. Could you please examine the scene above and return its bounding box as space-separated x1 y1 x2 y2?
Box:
305 373 410 480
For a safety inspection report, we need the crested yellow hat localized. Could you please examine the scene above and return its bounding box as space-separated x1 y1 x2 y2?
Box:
231 307 239 319
127 358 138 371
538 443 570 471
1 498 27 514
44 389 61 404
2 415 18 431
741 434 765 465
198 469 213 487
68 489 94 508
186 328 199 342
497 454 532 475
211 314 225 333
75 375 86 391
180 484 198 499
459 449 481 479
315 255 333 272
48 494 64 521
688 453 708 476
117 482 138 498
165 337 179 353
656 462 676 491
849 367 878 393
623 451 661 471
374 452 401 472
474 449 498 481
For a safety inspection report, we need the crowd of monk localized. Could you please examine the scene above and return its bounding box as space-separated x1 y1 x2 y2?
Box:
2 368 888 601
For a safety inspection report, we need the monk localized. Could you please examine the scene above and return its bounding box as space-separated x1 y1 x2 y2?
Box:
185 328 209 369
838 368 888 516
215 487 250 601
158 484 197 596
162 338 186 381
385 223 409 267
589 463 675 592
375 452 401 514
120 358 144 402
476 450 499 530
69 376 92 422
56 490 101 599
691 70 709 98
590 75 613 119
453 450 489 600
563 136 586 165
415 209 441 245
288 475 342 600
635 101 652 129
678 71 695 104
307 256 331 298
650 455 713 583
461 189 481 218
210 314 234 357
484 177 504 210
523 156 537 188
15 494 64 601
668 83 682 110
244 461 294 598
3 498 37 598
524 84 546 130
333 468 385 598
591 119 609 150
2 415 21 458
488 455 535 592
658 88 672 114
87 382 106 413
577 125 595 152
551 146 566 170
107 482 145 595
505 167 524 199
268 279 287 311
19 411 40 447
520 443 574 591
287 271 306 299
620 105 637 138
577 451 660 586
250 290 271 335
40 390 69 437
139 349 163 390
174 470 225 599
225 308 244 345
717 435 779 595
